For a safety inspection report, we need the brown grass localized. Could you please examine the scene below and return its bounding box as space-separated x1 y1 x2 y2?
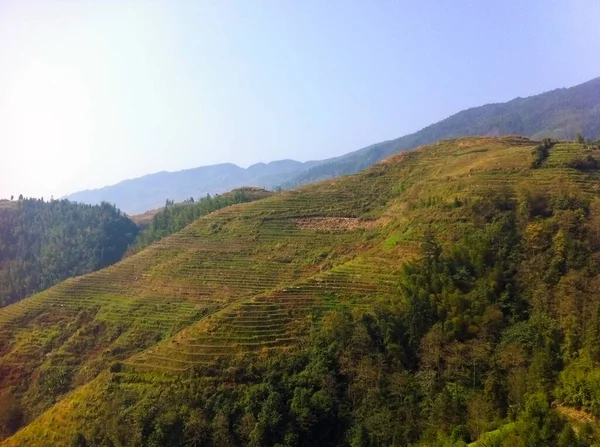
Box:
293 217 390 231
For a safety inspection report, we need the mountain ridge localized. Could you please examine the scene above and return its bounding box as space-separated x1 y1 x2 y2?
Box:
66 76 600 214
66 160 320 214
282 76 600 187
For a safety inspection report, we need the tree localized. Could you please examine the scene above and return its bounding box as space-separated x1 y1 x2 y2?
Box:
576 132 585 144
184 409 209 447
0 393 23 438
10 195 13 201
18 194 23 201
517 393 564 445
70 433 88 447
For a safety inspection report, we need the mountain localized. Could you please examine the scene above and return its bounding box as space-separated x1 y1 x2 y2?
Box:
66 77 600 215
4 136 600 445
66 159 320 215
282 76 600 188
0 198 138 308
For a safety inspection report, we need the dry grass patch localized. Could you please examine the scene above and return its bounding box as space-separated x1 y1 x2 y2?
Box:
293 217 390 231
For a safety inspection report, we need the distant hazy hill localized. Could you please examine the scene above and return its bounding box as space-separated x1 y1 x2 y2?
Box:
66 160 320 214
67 77 600 213
282 76 600 187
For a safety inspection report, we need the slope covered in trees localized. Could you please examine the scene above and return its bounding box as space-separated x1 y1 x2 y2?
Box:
5 137 600 445
0 198 138 308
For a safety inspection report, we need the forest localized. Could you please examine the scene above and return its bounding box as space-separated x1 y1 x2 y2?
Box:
0 189 272 309
0 198 138 308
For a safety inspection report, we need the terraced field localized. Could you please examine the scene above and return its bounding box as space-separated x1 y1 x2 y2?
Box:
5 136 600 445
0 157 404 408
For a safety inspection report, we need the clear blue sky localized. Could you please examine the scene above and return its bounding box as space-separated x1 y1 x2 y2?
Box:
1 0 599 199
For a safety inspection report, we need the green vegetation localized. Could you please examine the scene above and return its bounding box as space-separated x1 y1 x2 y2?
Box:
6 137 600 445
530 138 555 168
0 198 138 308
132 188 273 251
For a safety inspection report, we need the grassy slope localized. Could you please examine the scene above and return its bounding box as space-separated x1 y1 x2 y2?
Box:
5 136 600 445
129 187 273 229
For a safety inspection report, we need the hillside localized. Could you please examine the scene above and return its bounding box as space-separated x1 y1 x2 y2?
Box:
0 198 138 308
132 187 274 251
130 188 273 230
66 160 320 215
66 77 600 215
4 137 600 445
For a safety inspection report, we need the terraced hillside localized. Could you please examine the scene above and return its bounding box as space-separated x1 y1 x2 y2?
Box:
5 136 600 445
0 154 405 435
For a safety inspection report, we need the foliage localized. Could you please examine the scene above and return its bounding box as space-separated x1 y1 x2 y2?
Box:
7 138 600 445
530 138 555 168
0 198 138 307
132 188 271 251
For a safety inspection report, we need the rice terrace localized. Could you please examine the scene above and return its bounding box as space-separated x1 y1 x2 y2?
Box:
2 135 600 444
2 3 600 444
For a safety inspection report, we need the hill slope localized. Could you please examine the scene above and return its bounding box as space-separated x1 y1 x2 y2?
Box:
0 199 138 308
5 137 600 445
131 187 274 252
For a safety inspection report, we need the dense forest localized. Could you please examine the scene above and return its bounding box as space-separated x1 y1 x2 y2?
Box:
0 198 138 307
132 188 273 251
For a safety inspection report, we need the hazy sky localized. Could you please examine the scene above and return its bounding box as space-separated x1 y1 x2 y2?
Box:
1 0 599 199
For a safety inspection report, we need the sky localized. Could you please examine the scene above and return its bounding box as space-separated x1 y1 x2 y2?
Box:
1 1 599 199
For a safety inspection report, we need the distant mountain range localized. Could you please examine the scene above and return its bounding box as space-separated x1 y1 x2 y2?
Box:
67 76 600 214
67 159 321 214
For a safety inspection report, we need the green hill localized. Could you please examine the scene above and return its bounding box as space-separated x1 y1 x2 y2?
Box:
4 137 600 445
131 187 274 252
0 199 139 308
